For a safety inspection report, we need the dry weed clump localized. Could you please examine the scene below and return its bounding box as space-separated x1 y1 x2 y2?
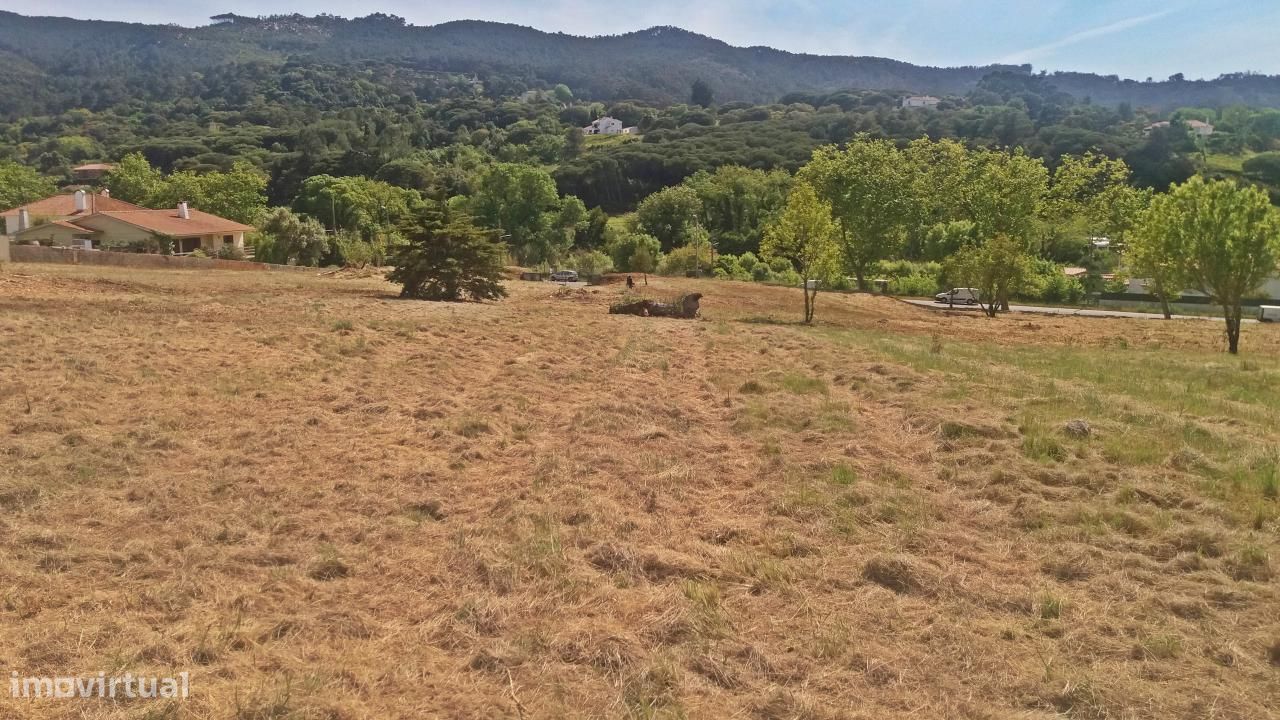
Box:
0 266 1277 718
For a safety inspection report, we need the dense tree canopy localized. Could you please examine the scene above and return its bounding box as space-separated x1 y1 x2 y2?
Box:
0 162 56 210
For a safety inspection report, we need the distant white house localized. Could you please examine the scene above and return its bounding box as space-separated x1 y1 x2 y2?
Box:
1124 276 1280 300
582 117 625 135
902 96 941 109
1144 119 1215 137
1186 119 1215 137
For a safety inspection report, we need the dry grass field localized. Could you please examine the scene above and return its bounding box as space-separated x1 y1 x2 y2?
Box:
1 263 1278 720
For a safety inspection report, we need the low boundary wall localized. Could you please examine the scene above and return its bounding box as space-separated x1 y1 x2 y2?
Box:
9 245 314 272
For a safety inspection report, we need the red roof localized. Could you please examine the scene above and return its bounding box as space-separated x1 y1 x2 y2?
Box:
14 219 95 237
1 192 142 219
87 209 254 237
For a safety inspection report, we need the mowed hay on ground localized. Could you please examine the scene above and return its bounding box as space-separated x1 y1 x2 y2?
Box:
0 264 1277 719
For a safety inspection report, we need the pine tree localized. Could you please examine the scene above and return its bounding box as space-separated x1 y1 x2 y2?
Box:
388 213 509 301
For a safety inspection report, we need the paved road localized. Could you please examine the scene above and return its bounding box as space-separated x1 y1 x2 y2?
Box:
901 298 1259 323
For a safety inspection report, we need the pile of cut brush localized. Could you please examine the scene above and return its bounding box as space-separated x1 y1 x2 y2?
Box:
609 293 702 319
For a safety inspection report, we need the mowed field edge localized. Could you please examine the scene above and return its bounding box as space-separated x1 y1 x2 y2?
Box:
0 265 1277 719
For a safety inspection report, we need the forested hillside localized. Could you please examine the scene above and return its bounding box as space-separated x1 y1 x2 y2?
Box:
3 11 1280 115
2 9 1279 300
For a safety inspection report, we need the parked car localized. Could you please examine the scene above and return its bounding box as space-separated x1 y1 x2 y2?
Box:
934 288 980 305
549 269 579 282
1259 305 1280 323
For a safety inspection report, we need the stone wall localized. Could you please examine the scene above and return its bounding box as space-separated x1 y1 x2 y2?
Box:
9 245 313 273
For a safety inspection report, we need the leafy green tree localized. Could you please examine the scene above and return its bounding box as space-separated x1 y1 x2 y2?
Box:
0 162 56 210
106 153 164 205
255 207 329 266
904 138 974 243
684 225 713 276
293 174 419 240
469 163 565 264
944 234 1033 318
577 206 609 249
1136 177 1280 353
964 148 1048 242
153 161 268 224
605 231 661 273
800 138 913 290
635 185 703 251
1124 207 1187 320
1045 153 1131 222
553 84 574 104
684 165 791 255
106 153 267 223
568 249 613 277
922 220 978 262
562 126 585 160
658 244 705 277
761 183 839 323
388 214 508 302
629 243 657 284
1243 153 1280 185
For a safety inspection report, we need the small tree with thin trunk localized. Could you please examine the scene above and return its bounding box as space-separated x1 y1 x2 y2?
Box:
761 183 838 323
629 244 655 285
1126 201 1189 320
1137 177 1280 354
944 235 1032 318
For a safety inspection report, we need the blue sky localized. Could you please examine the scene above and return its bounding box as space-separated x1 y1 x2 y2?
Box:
4 0 1279 80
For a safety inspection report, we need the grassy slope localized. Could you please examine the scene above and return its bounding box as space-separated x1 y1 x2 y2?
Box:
0 266 1277 719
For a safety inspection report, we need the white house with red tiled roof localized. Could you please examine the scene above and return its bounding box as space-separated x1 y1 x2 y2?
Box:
3 190 253 254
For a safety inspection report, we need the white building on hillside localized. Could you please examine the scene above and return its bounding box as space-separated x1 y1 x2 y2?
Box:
582 117 625 135
1145 119 1215 137
902 96 941 109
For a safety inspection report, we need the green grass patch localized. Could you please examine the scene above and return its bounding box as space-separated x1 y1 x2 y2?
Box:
778 372 827 395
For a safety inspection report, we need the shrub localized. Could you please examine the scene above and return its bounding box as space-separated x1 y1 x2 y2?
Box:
658 244 712 276
331 231 376 268
216 244 245 261
605 232 660 272
878 259 943 296
714 253 750 281
569 249 613 277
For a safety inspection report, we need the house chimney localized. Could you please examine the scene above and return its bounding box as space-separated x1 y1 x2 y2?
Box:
74 189 87 212
177 201 190 220
17 208 30 233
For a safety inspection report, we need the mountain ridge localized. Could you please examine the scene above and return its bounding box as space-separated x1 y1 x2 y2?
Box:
2 11 1280 112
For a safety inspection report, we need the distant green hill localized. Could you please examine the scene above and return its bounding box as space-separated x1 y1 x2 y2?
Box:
3 11 1280 116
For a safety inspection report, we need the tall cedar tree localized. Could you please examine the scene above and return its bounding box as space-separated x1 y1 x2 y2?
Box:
389 213 508 301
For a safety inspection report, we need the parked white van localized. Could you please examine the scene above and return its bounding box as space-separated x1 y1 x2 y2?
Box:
934 288 981 305
1259 305 1280 323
